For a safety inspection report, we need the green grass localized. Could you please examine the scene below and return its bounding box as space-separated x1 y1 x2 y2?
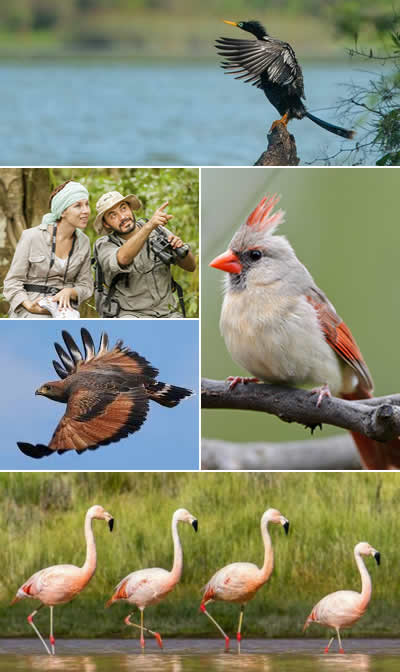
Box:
1 472 398 638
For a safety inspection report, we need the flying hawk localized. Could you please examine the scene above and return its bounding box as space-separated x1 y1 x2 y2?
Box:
17 329 193 458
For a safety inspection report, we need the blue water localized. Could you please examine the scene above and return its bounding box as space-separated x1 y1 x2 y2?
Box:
0 61 380 165
1 639 400 671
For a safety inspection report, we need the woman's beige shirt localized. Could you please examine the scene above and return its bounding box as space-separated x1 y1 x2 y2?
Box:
3 221 93 318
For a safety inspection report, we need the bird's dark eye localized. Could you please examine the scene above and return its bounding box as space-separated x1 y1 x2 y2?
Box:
249 249 262 261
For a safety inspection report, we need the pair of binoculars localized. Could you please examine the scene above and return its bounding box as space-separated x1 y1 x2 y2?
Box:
150 227 190 265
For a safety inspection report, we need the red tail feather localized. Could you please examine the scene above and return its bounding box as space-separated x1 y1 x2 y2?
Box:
342 390 400 469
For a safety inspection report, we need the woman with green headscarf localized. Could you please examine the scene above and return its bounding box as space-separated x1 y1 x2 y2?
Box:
4 180 93 318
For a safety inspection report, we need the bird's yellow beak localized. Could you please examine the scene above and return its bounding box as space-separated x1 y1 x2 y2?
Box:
223 20 238 26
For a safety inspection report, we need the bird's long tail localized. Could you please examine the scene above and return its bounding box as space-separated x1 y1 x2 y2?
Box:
342 390 400 469
305 112 354 139
146 382 193 408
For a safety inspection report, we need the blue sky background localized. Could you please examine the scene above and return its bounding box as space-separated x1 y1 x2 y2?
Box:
1 320 199 471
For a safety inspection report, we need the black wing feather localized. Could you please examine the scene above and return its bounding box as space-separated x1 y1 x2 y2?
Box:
54 342 75 373
216 36 304 94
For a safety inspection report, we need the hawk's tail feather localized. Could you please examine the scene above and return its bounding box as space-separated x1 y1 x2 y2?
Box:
17 442 53 459
146 381 193 408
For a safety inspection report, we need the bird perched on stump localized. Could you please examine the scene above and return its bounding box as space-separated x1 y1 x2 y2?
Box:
216 20 354 139
17 328 192 458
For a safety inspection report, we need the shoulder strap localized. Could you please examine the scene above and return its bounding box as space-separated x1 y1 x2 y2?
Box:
171 277 186 318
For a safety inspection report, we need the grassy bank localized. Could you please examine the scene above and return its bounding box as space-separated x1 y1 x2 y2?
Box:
0 12 363 62
0 472 398 639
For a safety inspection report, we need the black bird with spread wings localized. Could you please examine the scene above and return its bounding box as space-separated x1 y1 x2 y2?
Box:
216 20 354 139
17 329 192 458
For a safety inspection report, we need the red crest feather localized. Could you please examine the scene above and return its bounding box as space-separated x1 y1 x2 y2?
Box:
245 194 285 233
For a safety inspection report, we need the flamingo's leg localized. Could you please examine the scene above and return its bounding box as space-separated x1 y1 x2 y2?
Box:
125 614 163 648
49 606 55 655
27 606 51 656
140 609 145 650
200 602 230 651
324 636 335 653
336 628 344 653
237 605 245 654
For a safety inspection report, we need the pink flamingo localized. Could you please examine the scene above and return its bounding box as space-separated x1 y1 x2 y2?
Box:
11 505 114 655
106 507 198 649
200 508 289 652
303 541 380 653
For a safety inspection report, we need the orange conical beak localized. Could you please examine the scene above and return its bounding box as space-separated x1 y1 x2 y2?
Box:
223 20 238 26
209 249 242 274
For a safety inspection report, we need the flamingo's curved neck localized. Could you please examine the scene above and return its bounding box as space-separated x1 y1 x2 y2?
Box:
82 512 97 579
170 515 183 584
355 549 372 610
260 517 274 581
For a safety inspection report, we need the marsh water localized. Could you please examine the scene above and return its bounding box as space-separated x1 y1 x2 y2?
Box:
1 639 400 672
0 61 380 165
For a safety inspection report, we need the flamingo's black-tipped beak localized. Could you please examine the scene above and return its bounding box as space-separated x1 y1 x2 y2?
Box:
192 519 198 532
108 518 114 532
374 551 380 566
283 521 289 535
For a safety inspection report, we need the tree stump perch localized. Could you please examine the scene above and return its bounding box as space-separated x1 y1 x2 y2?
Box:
254 123 299 166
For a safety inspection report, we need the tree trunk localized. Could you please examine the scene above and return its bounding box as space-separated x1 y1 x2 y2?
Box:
0 169 50 315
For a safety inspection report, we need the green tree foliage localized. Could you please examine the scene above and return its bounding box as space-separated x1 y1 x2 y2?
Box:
329 6 400 165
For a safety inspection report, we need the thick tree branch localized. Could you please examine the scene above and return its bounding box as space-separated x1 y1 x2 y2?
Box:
202 378 400 442
254 123 299 166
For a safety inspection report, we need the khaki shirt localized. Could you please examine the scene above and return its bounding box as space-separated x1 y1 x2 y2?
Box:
95 225 181 318
3 221 93 318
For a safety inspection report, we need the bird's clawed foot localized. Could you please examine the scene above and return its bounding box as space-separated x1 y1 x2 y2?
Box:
311 383 332 407
270 112 289 131
226 376 260 390
224 635 230 651
50 635 55 656
324 647 329 654
155 632 163 649
140 637 145 650
339 648 345 654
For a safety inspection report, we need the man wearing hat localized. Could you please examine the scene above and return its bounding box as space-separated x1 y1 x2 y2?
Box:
93 191 196 318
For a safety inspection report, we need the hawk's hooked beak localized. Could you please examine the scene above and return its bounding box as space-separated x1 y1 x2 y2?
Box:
209 249 242 274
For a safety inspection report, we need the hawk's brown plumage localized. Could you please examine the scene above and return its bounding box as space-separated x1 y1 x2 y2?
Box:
17 329 192 458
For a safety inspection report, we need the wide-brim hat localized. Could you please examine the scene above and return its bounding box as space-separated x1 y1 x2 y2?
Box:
94 191 142 234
